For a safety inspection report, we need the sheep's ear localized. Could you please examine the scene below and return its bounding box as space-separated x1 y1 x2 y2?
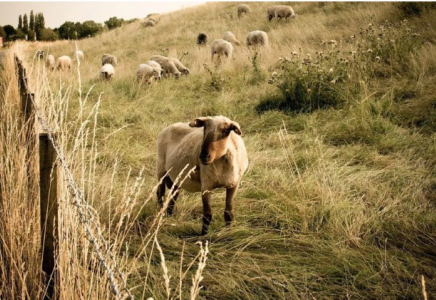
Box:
189 117 208 128
229 121 242 135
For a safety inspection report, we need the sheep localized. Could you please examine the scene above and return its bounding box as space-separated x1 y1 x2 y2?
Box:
268 5 297 21
137 64 159 84
150 55 181 78
169 57 190 75
146 60 163 79
102 54 118 66
197 33 208 46
45 54 55 71
210 39 234 61
156 115 248 235
237 4 251 18
74 50 84 62
36 49 44 59
223 31 240 46
56 55 72 70
246 30 269 47
100 63 115 80
142 19 156 27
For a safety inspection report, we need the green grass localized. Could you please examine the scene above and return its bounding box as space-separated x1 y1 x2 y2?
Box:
2 2 436 299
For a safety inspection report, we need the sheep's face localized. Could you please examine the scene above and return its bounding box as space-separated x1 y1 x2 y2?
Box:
189 116 242 165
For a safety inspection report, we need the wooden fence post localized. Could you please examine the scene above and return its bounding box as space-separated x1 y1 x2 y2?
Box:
39 133 59 299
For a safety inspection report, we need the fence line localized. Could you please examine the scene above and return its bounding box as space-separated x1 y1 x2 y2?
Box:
14 55 132 300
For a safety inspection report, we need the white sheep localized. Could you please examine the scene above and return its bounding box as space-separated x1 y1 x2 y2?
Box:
210 39 234 61
246 30 269 47
146 60 163 79
100 63 115 80
223 31 240 46
169 57 190 75
56 56 72 70
45 54 55 71
150 55 181 78
102 54 118 66
137 64 159 84
268 5 297 21
74 50 84 62
156 115 248 235
237 4 251 18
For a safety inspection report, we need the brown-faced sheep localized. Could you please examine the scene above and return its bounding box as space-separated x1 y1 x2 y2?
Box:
197 33 208 46
150 55 181 78
156 116 248 235
246 30 269 47
56 56 72 70
223 31 240 46
100 63 115 80
45 54 55 71
237 4 251 18
102 54 118 66
210 39 234 61
169 57 190 75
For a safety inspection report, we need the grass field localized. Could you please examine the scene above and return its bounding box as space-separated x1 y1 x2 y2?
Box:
1 2 436 299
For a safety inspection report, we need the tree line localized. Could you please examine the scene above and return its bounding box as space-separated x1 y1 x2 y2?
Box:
0 11 137 42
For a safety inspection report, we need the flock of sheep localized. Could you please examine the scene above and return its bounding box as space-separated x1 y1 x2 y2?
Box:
41 3 297 235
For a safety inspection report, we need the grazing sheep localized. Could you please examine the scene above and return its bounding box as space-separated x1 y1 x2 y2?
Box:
150 55 181 78
246 30 269 47
146 60 163 79
237 4 251 18
102 54 118 66
197 33 208 46
223 31 240 46
36 49 44 59
268 5 297 21
100 63 115 80
142 19 156 27
137 64 158 84
74 50 84 62
45 54 55 71
156 116 248 235
210 39 234 61
169 57 190 75
56 56 72 70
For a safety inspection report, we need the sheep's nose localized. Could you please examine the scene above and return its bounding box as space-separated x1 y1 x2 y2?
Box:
199 154 211 165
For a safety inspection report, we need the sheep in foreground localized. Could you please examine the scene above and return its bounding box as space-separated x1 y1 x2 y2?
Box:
246 30 269 47
210 39 234 61
237 4 251 18
45 54 55 71
169 57 190 75
268 5 297 21
102 54 118 66
150 55 181 78
146 60 163 79
56 56 72 70
100 63 115 80
156 116 248 235
197 33 208 46
137 64 159 84
223 31 240 46
74 50 84 62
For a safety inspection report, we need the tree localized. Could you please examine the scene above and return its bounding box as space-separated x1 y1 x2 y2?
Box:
39 28 58 41
3 25 16 41
0 26 6 39
80 20 102 38
35 12 45 40
104 16 124 30
29 10 34 32
23 14 28 33
58 21 76 39
18 15 23 30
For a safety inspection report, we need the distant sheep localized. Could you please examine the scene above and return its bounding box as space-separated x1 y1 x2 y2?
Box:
197 33 208 46
56 56 72 70
150 55 181 78
169 57 190 75
246 30 269 47
102 54 118 66
137 64 159 84
156 115 248 235
100 63 115 80
142 19 156 27
74 50 84 62
45 54 55 71
36 49 44 59
223 31 240 46
210 39 234 61
268 5 297 21
237 4 251 18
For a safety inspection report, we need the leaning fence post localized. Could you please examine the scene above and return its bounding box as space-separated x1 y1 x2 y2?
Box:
39 133 59 300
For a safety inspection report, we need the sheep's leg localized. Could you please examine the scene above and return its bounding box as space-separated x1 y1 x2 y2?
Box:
224 185 238 227
201 191 213 235
156 174 167 208
165 176 179 216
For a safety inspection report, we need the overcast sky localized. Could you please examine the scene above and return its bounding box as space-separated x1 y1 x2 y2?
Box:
0 1 206 28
